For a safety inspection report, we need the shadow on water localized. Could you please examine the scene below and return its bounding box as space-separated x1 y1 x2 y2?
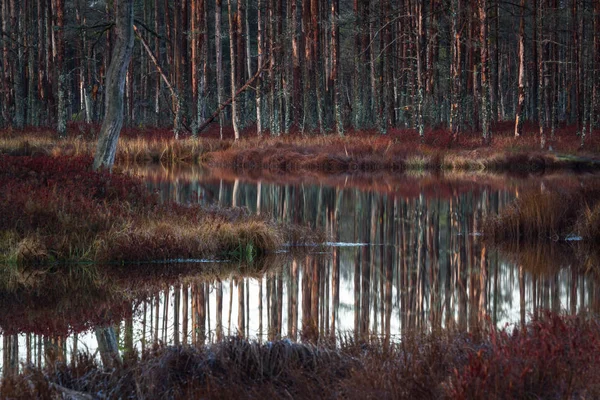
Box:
2 166 600 376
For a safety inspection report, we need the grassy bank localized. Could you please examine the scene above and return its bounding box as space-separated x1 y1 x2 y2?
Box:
2 313 600 399
1 124 599 173
484 179 600 244
0 154 320 265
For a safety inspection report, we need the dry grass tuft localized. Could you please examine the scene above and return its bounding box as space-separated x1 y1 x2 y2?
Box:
14 235 48 265
575 202 600 243
485 181 600 244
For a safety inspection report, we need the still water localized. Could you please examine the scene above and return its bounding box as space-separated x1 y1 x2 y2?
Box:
1 167 599 374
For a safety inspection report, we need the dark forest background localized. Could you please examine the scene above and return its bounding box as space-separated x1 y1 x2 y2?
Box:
0 0 598 142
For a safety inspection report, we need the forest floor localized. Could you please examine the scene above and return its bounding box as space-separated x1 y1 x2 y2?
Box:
0 153 321 265
1 122 600 173
2 312 600 399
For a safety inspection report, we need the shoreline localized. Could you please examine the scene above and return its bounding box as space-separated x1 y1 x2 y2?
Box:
2 128 600 174
3 312 600 399
0 154 321 266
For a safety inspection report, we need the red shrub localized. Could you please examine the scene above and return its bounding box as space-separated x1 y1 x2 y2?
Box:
449 312 600 399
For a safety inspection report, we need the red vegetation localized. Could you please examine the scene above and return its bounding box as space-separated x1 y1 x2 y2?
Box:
2 124 599 173
3 313 600 399
0 286 132 336
0 154 156 262
0 154 297 264
449 312 600 399
485 178 600 243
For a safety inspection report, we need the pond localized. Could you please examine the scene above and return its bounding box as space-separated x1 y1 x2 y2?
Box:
1 166 599 374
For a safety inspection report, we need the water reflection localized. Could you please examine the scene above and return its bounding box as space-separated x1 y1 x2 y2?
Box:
2 168 600 374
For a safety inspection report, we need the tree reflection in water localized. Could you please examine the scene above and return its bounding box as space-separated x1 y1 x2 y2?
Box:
2 168 600 373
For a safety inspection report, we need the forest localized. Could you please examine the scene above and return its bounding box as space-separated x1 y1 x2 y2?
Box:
0 0 598 144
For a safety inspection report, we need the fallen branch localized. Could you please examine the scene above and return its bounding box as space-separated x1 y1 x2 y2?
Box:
196 60 271 135
49 383 95 400
133 24 182 137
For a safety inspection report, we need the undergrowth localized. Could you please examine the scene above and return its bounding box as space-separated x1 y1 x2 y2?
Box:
2 313 600 399
484 180 600 243
0 154 317 264
1 124 599 173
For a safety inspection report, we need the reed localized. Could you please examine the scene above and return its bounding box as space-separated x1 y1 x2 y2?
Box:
485 181 600 243
3 313 600 399
0 154 315 265
2 126 599 173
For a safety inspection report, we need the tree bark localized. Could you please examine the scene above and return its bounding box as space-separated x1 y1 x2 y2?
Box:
95 326 122 368
450 0 462 137
594 0 600 130
415 0 425 140
228 0 240 140
332 0 343 136
93 0 134 171
291 0 301 127
479 0 491 144
215 0 225 138
256 0 264 135
514 0 526 138
537 0 546 149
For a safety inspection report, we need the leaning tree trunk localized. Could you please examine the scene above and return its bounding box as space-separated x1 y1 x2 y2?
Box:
93 0 134 171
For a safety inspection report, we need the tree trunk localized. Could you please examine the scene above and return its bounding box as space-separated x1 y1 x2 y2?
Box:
415 0 425 140
191 0 207 137
256 0 263 135
134 25 181 133
332 0 343 136
450 0 461 137
93 0 134 171
10 0 25 129
291 0 301 128
228 0 240 140
594 0 600 130
514 0 526 137
95 327 122 368
537 0 546 149
191 0 199 133
154 0 161 124
216 0 224 138
479 0 491 144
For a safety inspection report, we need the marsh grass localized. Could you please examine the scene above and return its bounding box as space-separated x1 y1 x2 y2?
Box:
0 154 317 265
485 180 600 244
2 125 599 173
3 313 600 399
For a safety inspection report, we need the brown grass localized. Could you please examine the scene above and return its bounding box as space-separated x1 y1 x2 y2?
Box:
2 125 599 173
3 313 600 399
484 180 600 244
0 154 320 265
